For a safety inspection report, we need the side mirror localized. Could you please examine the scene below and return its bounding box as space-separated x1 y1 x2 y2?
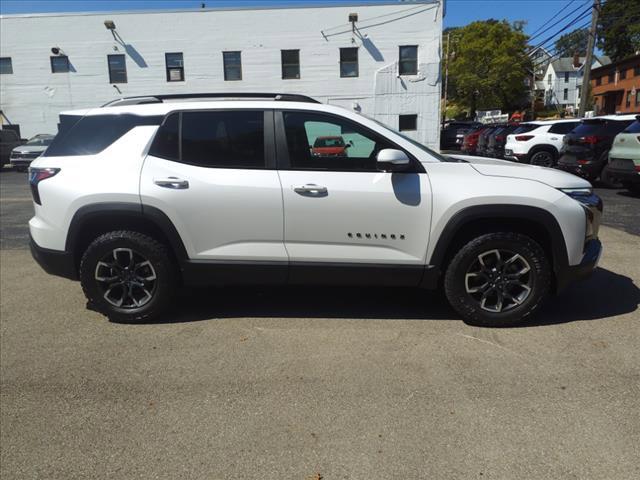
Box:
376 149 411 171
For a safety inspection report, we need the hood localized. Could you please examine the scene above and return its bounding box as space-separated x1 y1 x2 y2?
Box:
12 144 48 154
449 154 591 189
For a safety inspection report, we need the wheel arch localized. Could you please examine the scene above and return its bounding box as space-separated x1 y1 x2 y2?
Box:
66 203 188 276
529 144 559 157
426 205 568 292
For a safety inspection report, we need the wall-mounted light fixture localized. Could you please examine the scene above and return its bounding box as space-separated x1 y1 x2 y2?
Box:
51 47 64 55
104 20 116 30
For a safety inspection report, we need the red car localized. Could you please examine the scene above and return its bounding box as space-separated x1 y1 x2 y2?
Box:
311 136 348 157
461 127 487 155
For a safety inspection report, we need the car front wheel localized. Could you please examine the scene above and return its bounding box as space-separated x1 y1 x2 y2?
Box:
79 231 177 323
444 232 551 327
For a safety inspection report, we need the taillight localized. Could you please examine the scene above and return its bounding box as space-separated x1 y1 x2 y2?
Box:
581 135 605 144
635 165 640 172
577 160 590 165
29 167 60 205
515 135 534 141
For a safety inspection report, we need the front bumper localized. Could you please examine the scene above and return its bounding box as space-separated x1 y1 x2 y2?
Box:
30 235 78 280
556 238 602 292
9 158 34 168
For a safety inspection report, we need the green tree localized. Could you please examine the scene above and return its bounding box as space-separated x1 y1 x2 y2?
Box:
447 20 531 115
554 28 589 57
596 0 640 62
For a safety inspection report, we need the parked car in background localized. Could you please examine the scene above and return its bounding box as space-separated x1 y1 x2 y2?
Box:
556 115 635 183
606 116 640 194
504 119 580 167
311 136 348 157
486 123 520 159
476 124 502 157
440 121 482 150
9 134 55 171
461 126 489 155
0 129 24 168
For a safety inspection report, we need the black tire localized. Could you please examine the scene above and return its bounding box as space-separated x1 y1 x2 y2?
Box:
529 148 556 167
79 231 177 323
444 232 551 327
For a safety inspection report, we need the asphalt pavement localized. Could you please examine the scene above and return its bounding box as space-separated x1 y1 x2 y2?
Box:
1 168 639 479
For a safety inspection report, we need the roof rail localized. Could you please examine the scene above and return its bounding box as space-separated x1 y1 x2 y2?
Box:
102 92 321 107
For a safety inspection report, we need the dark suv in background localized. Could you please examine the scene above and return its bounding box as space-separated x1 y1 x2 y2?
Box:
440 121 482 150
1 129 24 168
486 123 520 159
556 114 635 183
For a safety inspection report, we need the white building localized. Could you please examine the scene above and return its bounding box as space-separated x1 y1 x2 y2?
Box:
543 55 610 113
0 1 443 147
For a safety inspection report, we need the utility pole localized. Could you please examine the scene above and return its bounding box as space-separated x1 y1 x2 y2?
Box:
442 32 450 127
579 0 600 117
530 69 536 120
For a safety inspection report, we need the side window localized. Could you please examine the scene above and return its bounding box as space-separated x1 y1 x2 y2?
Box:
107 54 127 83
223 51 242 81
165 52 184 82
0 57 12 74
399 46 418 75
149 113 179 161
282 111 396 171
549 122 578 134
181 110 264 168
50 55 70 73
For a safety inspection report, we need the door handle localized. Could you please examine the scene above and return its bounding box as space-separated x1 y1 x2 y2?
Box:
293 184 328 196
154 177 189 189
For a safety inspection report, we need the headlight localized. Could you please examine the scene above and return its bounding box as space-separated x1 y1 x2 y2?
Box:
559 188 603 240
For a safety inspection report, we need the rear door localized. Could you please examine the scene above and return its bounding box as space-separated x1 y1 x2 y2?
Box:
140 109 287 281
275 109 432 286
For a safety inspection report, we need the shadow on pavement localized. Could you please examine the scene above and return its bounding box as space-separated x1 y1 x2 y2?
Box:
125 267 639 327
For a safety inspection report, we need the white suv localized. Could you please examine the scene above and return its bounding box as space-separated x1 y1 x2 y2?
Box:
29 93 602 327
504 119 580 167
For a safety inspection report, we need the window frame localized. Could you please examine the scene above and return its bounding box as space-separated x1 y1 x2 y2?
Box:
165 52 185 82
273 109 424 173
50 55 70 73
595 76 601 86
399 114 418 132
619 68 627 80
398 45 418 76
563 88 568 101
564 72 569 83
281 49 300 80
340 47 359 78
107 54 127 84
0 57 13 74
223 51 242 81
149 109 275 170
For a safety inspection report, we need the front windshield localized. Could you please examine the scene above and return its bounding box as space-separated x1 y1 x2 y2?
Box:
26 136 54 146
366 116 451 162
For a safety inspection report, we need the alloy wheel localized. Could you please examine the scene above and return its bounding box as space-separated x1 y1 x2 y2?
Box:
464 249 532 313
531 151 553 167
94 248 157 308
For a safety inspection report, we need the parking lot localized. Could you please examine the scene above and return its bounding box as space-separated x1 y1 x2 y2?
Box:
1 168 639 479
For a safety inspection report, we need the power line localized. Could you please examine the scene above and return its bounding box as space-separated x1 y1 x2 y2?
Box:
528 0 577 38
527 1 592 44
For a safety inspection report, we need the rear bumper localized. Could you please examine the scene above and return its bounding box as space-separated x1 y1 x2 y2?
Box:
607 164 640 184
555 238 602 292
557 156 602 179
30 235 78 280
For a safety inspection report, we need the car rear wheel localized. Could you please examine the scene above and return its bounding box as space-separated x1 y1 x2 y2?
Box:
79 231 177 323
444 232 551 327
529 150 555 167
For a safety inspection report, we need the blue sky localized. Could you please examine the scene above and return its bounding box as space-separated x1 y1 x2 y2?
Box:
0 0 582 35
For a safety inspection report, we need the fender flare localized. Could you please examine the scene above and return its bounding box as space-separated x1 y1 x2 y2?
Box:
427 204 569 280
65 202 188 261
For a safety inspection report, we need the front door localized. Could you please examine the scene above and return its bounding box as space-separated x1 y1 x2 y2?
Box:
275 110 432 286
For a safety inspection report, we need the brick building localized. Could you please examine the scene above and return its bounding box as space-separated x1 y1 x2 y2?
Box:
591 53 640 114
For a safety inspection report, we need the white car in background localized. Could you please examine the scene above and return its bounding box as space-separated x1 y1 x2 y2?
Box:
504 119 580 167
10 134 55 171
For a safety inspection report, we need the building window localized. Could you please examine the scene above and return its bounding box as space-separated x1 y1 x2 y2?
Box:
281 50 300 79
563 88 568 101
564 72 569 83
223 51 242 81
634 65 640 76
626 91 632 107
399 114 417 131
107 54 127 83
50 55 70 73
165 52 184 82
620 68 626 80
340 47 359 77
595 76 601 86
547 74 552 85
0 57 13 74
608 72 615 83
636 90 640 105
399 46 418 75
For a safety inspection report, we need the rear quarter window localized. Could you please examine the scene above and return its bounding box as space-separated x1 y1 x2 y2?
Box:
511 124 538 134
571 121 606 136
623 120 640 133
548 122 579 134
44 114 162 157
